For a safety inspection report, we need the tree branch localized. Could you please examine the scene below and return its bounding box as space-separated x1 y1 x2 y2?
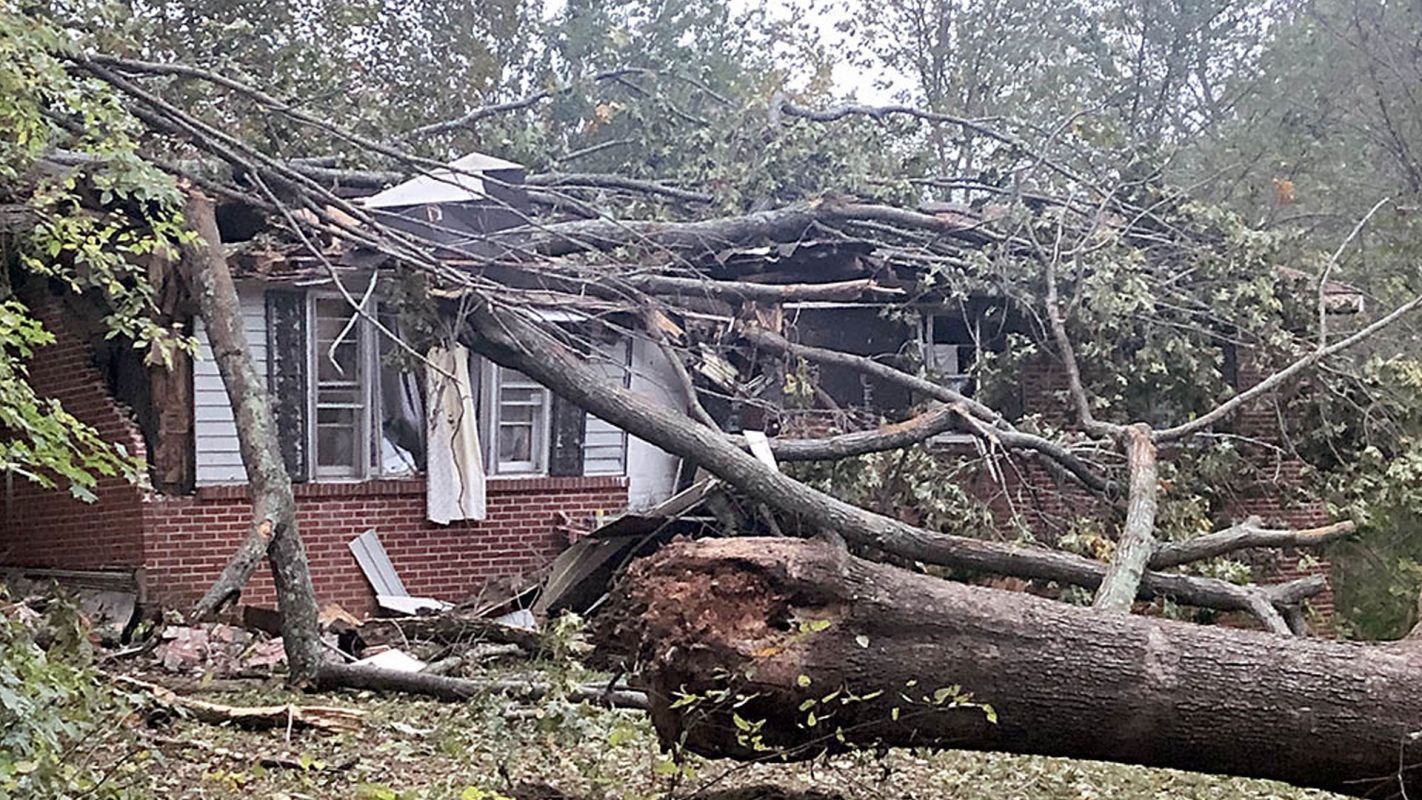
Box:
1093 424 1160 613
525 172 713 204
732 404 961 461
738 325 1111 493
1151 519 1356 569
466 302 1319 622
628 275 903 303
1157 287 1422 442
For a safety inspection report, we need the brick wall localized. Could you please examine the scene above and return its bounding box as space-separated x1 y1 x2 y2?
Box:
0 291 149 571
0 286 629 618
142 476 628 617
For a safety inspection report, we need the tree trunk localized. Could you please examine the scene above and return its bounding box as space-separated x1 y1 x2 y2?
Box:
601 538 1422 799
464 305 1321 620
183 190 323 685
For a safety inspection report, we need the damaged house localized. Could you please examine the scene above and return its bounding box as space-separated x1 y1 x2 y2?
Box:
0 151 1347 619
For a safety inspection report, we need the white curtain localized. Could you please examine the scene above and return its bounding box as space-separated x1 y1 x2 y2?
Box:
425 344 486 523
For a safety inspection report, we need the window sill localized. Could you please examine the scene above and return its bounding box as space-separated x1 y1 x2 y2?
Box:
190 474 627 501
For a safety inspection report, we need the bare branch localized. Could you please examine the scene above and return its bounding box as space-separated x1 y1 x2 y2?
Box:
395 68 650 140
525 172 713 204
1151 519 1357 569
735 404 960 461
738 325 1111 493
1318 196 1390 346
629 276 902 303
1157 286 1422 442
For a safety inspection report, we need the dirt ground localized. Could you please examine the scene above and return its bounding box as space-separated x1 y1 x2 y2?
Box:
102 670 1344 800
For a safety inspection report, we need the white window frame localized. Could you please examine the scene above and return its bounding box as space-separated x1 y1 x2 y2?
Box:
480 360 552 477
307 294 375 480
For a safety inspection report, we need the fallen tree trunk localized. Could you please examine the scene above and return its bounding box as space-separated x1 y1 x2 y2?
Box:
465 305 1324 623
357 613 543 652
600 538 1422 799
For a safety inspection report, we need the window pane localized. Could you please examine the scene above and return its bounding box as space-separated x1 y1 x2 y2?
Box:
492 365 547 474
377 316 425 475
317 426 356 467
498 424 533 463
313 297 365 475
499 404 537 424
318 342 360 381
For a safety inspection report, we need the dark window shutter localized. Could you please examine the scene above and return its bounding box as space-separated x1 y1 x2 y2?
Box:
547 392 585 477
265 289 309 481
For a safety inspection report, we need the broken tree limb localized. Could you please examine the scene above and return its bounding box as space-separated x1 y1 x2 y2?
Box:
641 307 719 430
524 172 713 204
627 275 902 303
737 325 1110 493
1151 519 1356 569
512 200 987 259
1092 425 1160 615
601 538 1422 798
465 304 1321 619
316 664 649 710
183 189 323 685
115 675 364 732
741 404 960 461
357 614 544 653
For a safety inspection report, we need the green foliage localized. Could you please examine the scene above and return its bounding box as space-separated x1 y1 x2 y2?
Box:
0 598 141 799
788 445 998 538
0 0 195 497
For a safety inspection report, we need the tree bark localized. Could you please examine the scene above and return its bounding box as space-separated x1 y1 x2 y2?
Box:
1151 519 1356 569
741 404 960 461
1093 425 1161 614
183 190 323 685
601 538 1422 799
464 304 1322 620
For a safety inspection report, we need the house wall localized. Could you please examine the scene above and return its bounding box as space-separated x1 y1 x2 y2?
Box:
141 476 627 617
192 287 683 508
193 287 269 484
0 290 150 572
2 285 1335 625
2 285 630 618
0 291 152 574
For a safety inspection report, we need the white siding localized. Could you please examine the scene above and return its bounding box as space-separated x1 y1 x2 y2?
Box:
582 340 629 476
193 289 270 485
